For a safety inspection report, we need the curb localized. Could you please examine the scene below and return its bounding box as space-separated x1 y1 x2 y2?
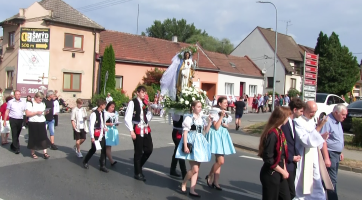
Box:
233 142 362 174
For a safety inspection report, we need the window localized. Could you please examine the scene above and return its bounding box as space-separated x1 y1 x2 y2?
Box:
63 73 81 91
9 32 15 47
115 76 123 89
225 83 234 95
267 77 274 88
64 33 83 49
6 70 14 88
249 85 257 97
291 78 296 89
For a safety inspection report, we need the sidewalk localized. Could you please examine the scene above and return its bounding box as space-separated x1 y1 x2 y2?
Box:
229 127 362 173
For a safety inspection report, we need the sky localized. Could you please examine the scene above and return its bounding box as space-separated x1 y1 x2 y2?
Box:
1 0 361 62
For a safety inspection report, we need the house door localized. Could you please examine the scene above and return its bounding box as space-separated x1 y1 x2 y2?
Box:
201 83 216 100
240 82 244 98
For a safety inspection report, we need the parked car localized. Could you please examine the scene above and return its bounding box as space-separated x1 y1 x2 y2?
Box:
341 100 362 131
314 93 349 123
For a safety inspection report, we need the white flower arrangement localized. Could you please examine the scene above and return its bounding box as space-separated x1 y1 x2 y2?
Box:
164 86 208 111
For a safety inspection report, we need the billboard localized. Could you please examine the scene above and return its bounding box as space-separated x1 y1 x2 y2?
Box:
20 28 50 50
17 50 49 96
302 52 319 101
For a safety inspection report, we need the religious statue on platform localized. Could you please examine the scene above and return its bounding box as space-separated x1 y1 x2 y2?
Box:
176 51 196 94
160 46 198 101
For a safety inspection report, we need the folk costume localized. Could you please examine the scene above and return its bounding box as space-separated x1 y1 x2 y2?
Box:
125 98 153 181
105 111 119 146
83 109 108 172
169 114 187 178
206 108 236 155
294 115 333 200
175 114 211 162
260 128 289 200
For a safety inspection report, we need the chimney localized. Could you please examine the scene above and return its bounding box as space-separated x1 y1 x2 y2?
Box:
19 8 25 17
266 28 273 31
172 36 178 43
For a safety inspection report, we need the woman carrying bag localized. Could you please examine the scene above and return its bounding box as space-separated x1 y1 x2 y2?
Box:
104 101 119 166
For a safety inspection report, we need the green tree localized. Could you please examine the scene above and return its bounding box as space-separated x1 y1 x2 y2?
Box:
315 32 360 95
145 18 207 42
100 45 116 93
186 35 234 54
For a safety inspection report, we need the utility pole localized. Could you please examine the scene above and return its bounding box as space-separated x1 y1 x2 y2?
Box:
286 20 292 35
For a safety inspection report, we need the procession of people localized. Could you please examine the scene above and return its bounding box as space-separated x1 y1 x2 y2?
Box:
0 45 348 199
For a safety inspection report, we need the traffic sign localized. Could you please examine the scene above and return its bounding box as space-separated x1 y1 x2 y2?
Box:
305 59 318 67
304 91 316 98
305 79 316 85
305 73 317 79
306 53 318 60
304 85 316 91
305 66 317 73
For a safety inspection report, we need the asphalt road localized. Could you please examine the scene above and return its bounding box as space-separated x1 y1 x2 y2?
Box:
0 113 360 200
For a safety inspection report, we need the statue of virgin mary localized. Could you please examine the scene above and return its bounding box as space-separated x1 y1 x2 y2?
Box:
160 49 197 101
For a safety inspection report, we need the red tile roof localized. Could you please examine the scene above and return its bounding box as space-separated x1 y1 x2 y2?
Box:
201 49 263 77
99 31 217 70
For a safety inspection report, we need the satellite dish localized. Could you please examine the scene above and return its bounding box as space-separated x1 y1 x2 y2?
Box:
262 68 267 74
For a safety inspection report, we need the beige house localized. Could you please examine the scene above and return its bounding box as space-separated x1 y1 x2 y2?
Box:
0 0 104 106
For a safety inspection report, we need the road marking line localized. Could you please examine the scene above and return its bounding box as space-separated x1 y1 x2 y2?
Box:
93 155 261 199
168 143 174 145
119 133 131 137
239 155 262 161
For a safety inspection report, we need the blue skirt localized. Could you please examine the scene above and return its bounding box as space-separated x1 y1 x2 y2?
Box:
175 131 211 162
206 126 236 155
105 126 119 146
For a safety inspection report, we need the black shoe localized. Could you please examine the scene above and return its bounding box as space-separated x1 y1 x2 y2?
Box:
170 169 181 177
212 183 222 191
236 125 239 130
99 166 109 173
15 150 20 154
50 144 58 150
189 192 201 198
83 163 89 169
205 175 212 188
134 173 146 181
111 161 117 166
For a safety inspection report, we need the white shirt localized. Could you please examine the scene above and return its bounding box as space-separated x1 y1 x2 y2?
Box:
26 101 46 122
89 110 106 139
288 117 295 138
124 98 152 132
53 100 60 115
106 96 113 104
78 109 84 129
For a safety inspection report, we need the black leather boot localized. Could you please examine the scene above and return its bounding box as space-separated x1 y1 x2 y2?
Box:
99 159 109 173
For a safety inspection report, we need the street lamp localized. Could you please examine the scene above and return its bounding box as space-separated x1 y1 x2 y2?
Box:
257 1 278 111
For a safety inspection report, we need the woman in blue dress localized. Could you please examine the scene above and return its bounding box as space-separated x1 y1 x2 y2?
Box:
176 100 212 198
104 101 119 166
205 96 236 190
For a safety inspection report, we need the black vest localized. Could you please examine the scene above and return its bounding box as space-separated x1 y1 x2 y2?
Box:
132 98 148 124
93 110 105 129
173 115 184 128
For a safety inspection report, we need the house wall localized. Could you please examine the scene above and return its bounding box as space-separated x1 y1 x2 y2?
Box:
218 73 263 100
230 28 286 94
285 74 302 94
106 62 218 99
0 2 98 107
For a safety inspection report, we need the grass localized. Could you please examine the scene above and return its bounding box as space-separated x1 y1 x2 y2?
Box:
244 122 267 136
344 135 362 151
340 158 362 169
244 122 362 168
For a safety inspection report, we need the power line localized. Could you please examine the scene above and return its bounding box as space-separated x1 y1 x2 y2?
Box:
77 0 119 10
77 0 133 12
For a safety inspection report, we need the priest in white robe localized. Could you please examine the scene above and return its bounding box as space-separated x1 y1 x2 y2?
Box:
293 101 330 200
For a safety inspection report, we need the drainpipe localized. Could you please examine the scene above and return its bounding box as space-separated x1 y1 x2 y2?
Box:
92 30 97 97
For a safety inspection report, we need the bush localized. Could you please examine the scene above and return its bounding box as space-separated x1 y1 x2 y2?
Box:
91 89 129 110
352 118 362 146
287 88 301 98
267 91 279 96
132 84 156 103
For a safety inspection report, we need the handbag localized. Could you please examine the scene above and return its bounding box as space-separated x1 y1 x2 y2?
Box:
182 142 193 153
94 129 101 137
